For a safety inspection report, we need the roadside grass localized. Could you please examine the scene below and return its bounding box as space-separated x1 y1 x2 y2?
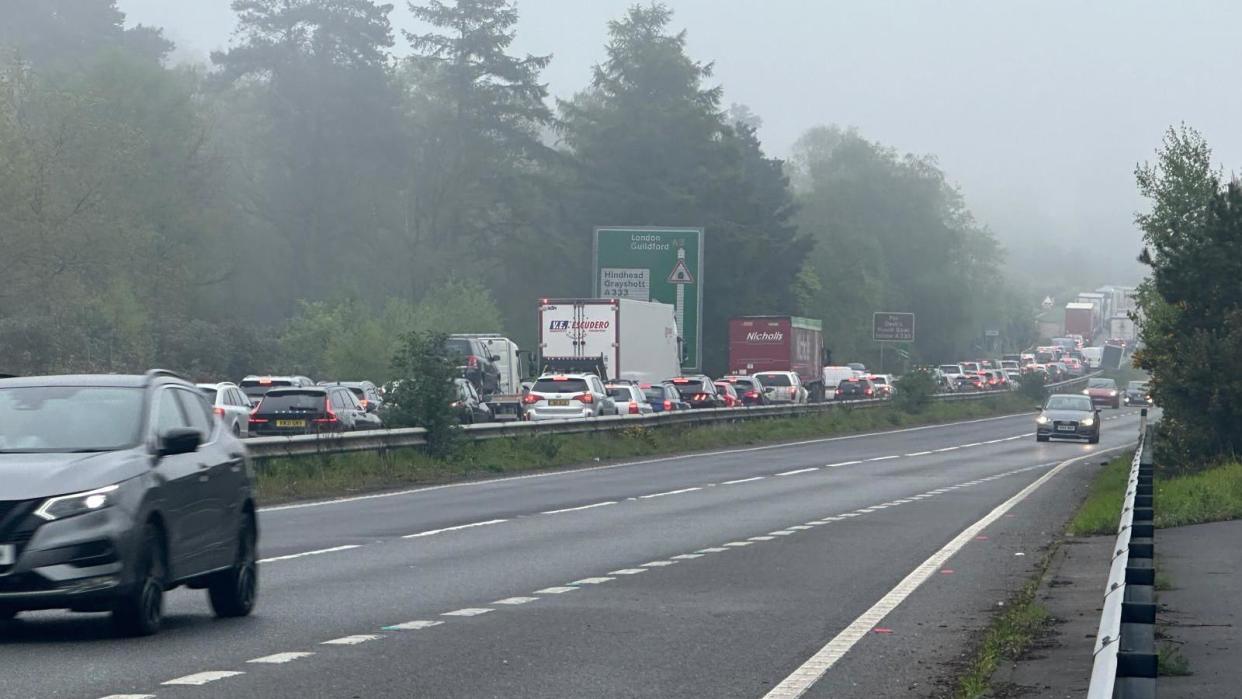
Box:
1158 641 1192 676
253 393 1031 504
1069 457 1242 535
954 556 1054 699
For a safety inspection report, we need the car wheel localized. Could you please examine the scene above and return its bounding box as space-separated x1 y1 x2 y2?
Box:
232 422 241 437
1089 434 1101 445
208 514 258 618
113 523 166 637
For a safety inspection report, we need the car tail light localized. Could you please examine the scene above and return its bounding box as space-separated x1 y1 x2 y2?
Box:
214 406 225 416
359 399 369 410
865 389 873 396
628 402 639 414
692 393 707 401
574 393 594 404
835 389 843 396
313 398 338 423
745 391 758 399
248 401 267 424
522 393 540 405
788 387 797 396
467 355 479 368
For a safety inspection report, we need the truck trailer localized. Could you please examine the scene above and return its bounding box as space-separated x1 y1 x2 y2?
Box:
537 298 682 384
727 316 826 401
1064 302 1096 339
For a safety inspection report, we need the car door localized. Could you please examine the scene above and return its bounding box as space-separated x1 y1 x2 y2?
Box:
150 387 217 579
173 387 237 571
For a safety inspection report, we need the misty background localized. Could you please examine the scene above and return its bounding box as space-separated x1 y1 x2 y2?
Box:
117 0 1242 287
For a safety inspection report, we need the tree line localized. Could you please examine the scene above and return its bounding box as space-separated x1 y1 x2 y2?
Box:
0 0 1034 381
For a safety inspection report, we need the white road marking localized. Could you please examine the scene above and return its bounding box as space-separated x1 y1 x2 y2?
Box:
697 547 730 553
163 671 244 686
639 487 702 499
641 560 677 567
541 501 617 515
534 586 578 594
856 507 877 513
761 448 1116 699
821 516 844 522
260 412 1034 513
722 476 765 485
609 568 648 575
442 608 494 616
259 544 361 564
837 513 859 518
570 577 615 585
492 597 539 605
723 541 753 547
825 460 863 468
99 695 155 698
385 620 445 629
322 635 382 645
870 505 889 510
905 451 933 457
672 553 705 560
403 519 507 539
788 525 813 530
866 455 900 462
982 439 1004 444
777 467 819 476
248 652 315 664
933 446 959 452
748 536 776 541
960 442 984 448
769 530 797 536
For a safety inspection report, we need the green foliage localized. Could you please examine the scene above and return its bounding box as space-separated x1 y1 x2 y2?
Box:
1133 126 1242 468
1018 371 1048 405
894 368 937 413
1072 456 1242 535
1068 454 1132 536
386 331 460 457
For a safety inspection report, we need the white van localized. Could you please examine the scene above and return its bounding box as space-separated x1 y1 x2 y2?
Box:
1081 346 1104 369
822 366 858 399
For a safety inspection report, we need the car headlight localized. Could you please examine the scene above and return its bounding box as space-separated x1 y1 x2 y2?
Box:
1082 389 1090 395
1081 417 1095 426
34 484 120 521
1036 415 1050 425
1109 390 1117 396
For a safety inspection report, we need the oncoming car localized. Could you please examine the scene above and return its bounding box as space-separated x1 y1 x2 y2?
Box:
0 371 257 636
1036 393 1101 444
1084 378 1121 409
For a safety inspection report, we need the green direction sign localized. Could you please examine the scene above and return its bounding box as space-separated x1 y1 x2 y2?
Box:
594 227 704 371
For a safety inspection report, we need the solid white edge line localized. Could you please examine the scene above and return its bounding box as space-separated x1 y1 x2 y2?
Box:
761 445 1130 699
260 411 1040 513
541 501 617 515
258 544 361 564
403 519 507 539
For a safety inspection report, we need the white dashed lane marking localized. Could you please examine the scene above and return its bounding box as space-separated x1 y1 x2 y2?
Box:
385 620 445 629
492 597 539 605
905 451 933 457
259 544 361 564
403 519 507 539
541 501 616 515
826 460 863 468
639 487 702 499
722 476 765 485
322 635 382 645
933 446 959 452
442 608 494 617
571 577 614 585
609 568 648 575
697 547 730 553
777 467 819 476
162 671 244 686
672 553 705 560
534 586 578 594
641 560 677 567
248 652 315 664
866 455 900 462
99 695 155 699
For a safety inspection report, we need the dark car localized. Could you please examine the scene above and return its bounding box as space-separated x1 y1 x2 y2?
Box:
452 378 494 424
319 381 383 430
668 376 725 409
720 376 769 406
1124 381 1153 407
835 377 876 400
248 386 369 435
0 370 257 636
238 375 315 405
444 337 502 397
1036 393 1101 443
640 383 688 412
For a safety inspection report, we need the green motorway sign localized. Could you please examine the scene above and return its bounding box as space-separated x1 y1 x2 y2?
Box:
593 227 704 371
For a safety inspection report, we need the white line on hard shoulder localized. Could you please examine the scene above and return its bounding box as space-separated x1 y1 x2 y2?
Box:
761 447 1129 699
866 455 900 462
723 476 765 485
777 467 819 476
541 501 617 515
259 412 1035 513
322 635 382 645
248 652 315 664
259 544 361 564
403 519 507 539
905 451 933 457
162 671 244 686
639 487 701 499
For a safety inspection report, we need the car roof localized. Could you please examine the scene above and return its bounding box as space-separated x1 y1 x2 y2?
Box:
267 386 328 395
0 374 151 388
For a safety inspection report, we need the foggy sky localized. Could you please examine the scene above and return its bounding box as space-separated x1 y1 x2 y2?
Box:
119 0 1242 286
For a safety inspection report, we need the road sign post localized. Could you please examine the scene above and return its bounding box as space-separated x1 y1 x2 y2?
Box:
594 227 704 371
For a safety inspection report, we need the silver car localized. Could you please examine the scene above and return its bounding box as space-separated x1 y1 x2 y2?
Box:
197 382 252 437
523 374 617 421
605 383 655 416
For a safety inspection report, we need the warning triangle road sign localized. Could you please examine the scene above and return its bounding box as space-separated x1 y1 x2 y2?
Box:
667 259 695 284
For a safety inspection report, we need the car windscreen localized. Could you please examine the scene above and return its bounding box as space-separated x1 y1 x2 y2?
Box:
642 387 667 402
256 390 327 412
755 374 792 387
605 386 633 400
444 339 474 357
199 387 220 400
532 378 588 393
870 377 887 385
0 386 144 453
241 379 292 398
1128 382 1148 390
727 378 757 390
939 365 960 373
1046 396 1092 411
1087 379 1116 389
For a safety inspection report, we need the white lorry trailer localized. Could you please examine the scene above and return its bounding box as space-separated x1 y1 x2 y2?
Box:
537 298 682 383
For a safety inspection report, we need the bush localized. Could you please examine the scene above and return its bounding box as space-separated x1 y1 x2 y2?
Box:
1018 371 1047 405
894 368 937 413
385 331 461 457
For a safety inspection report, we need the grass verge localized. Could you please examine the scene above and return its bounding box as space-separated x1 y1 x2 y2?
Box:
1069 457 1242 535
1158 641 1192 676
954 549 1055 698
254 393 1031 504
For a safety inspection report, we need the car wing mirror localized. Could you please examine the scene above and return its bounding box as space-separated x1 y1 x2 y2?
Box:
158 427 201 457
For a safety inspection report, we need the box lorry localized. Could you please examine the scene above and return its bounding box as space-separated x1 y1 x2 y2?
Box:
1064 302 1095 340
537 298 682 384
727 316 826 402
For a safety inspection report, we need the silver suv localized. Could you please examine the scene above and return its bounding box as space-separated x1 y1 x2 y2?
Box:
523 374 617 421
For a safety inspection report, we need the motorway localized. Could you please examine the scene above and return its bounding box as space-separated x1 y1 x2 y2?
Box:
3 407 1148 699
